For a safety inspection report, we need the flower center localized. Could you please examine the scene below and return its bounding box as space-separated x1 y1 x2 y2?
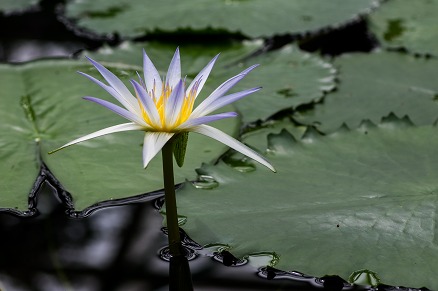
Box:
138 80 198 132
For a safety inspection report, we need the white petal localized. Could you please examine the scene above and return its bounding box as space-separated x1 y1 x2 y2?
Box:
194 87 261 117
165 79 185 127
136 71 146 89
143 49 163 98
85 57 139 114
131 80 161 127
78 72 126 107
165 48 181 89
186 54 219 99
177 112 237 130
191 64 259 118
142 132 174 168
49 123 144 154
83 96 148 126
190 125 276 172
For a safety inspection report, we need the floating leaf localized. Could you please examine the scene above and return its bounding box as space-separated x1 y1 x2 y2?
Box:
0 0 39 14
369 0 438 56
0 60 239 212
295 51 438 133
63 0 379 38
176 117 438 289
240 116 307 153
214 45 336 123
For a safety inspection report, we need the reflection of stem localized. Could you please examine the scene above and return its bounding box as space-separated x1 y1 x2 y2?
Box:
45 218 73 291
162 141 193 291
162 141 183 256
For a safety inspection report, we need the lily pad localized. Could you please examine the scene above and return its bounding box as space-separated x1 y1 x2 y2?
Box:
0 0 39 14
176 116 438 289
369 0 438 56
240 116 307 153
0 60 239 212
217 45 336 123
295 51 438 133
63 0 379 39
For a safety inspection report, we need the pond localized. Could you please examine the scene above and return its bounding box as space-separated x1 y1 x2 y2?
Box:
1 1 436 290
0 183 361 290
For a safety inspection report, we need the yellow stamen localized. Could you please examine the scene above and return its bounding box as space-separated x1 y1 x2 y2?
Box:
137 82 197 132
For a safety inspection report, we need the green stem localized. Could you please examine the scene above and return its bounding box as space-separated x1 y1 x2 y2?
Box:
162 141 182 257
162 141 194 290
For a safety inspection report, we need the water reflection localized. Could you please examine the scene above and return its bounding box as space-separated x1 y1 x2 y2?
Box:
0 183 316 290
0 182 428 290
0 184 169 290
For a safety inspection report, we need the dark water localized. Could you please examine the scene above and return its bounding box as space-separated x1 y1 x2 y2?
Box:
0 180 373 291
0 2 426 290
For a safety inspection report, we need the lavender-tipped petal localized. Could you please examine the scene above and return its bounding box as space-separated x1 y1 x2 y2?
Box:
165 48 181 89
83 96 148 127
177 112 237 130
191 64 259 118
85 56 138 112
190 124 276 172
194 87 261 117
131 79 161 126
143 49 163 98
186 54 219 99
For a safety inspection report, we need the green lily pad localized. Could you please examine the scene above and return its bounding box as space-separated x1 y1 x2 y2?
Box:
0 0 39 14
0 60 239 212
176 116 438 289
63 0 379 39
295 51 438 133
369 0 438 56
240 116 307 153
219 45 336 123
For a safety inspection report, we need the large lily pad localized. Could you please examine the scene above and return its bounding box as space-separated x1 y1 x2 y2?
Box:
63 0 379 39
176 116 438 289
295 51 438 133
369 0 438 56
0 0 39 14
0 60 239 212
214 45 336 123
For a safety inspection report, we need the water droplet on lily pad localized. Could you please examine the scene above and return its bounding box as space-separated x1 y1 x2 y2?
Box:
192 175 219 189
178 215 187 226
223 156 256 173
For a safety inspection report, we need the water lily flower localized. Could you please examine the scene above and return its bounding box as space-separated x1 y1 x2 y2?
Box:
50 48 275 172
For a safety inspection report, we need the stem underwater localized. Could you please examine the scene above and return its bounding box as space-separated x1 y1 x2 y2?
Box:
162 141 194 291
